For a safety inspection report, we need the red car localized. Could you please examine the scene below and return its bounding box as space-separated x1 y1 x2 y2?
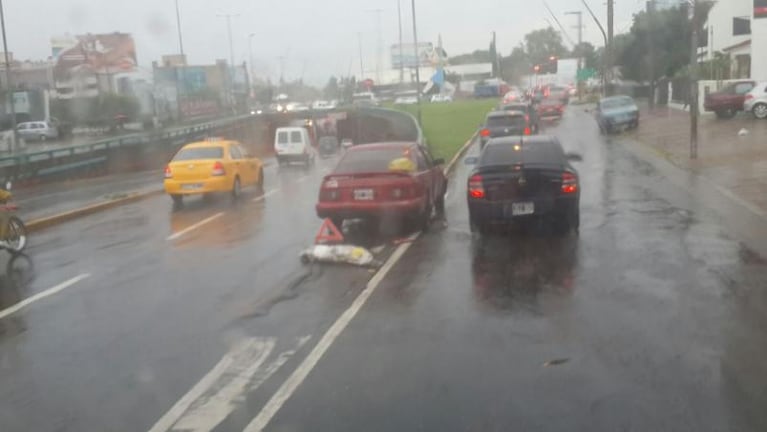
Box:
537 98 565 119
703 80 756 119
316 142 447 232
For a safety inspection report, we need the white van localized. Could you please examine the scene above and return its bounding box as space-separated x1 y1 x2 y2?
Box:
274 127 316 166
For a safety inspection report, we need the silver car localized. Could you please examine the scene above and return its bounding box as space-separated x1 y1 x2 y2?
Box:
744 82 767 120
17 121 59 141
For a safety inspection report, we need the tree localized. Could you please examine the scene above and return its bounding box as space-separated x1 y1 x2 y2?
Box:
450 49 491 65
324 76 339 99
500 44 531 84
524 27 568 66
571 42 598 71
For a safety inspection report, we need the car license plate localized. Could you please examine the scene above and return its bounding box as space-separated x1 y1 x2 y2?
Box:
506 202 534 216
354 189 374 200
181 183 202 190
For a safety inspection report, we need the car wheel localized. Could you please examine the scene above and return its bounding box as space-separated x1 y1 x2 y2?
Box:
435 191 446 219
469 214 488 236
231 177 241 200
753 103 767 120
419 198 433 233
716 108 736 119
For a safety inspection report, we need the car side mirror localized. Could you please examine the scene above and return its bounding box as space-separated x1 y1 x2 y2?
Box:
464 156 479 165
433 158 445 165
565 153 583 162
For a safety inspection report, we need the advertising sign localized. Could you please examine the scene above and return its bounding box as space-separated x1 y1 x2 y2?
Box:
391 42 434 68
55 33 137 76
756 0 767 18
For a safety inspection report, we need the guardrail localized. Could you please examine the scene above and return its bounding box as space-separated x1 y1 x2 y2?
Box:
0 114 251 184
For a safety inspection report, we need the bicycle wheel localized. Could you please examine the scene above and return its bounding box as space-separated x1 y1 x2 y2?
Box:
5 216 27 253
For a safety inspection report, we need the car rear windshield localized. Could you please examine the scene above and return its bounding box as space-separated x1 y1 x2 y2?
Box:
487 115 526 128
173 147 224 161
503 105 527 112
334 147 410 174
601 97 634 109
481 141 564 166
541 99 561 106
277 131 289 144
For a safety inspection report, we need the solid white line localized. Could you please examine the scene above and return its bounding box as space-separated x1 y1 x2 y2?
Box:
167 212 224 241
0 273 91 320
243 234 420 432
148 338 273 432
252 189 279 202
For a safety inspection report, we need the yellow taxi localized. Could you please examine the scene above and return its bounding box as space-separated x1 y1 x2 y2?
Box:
164 139 264 204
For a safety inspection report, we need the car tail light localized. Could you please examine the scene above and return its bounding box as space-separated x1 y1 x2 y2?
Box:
480 128 490 137
164 165 172 179
468 174 485 199
321 189 340 201
561 172 578 194
523 127 531 135
211 161 226 176
745 94 754 100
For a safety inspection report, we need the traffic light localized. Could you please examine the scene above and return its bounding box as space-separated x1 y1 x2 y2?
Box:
533 65 541 74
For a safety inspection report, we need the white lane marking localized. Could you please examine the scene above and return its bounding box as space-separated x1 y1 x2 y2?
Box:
0 273 91 320
170 338 276 432
243 234 420 432
252 189 279 203
148 338 275 432
166 212 224 241
247 335 312 393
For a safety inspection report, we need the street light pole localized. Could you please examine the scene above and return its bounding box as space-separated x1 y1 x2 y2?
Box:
689 0 699 159
248 33 256 98
410 0 422 125
174 0 185 56
580 0 608 95
0 0 16 153
565 11 583 100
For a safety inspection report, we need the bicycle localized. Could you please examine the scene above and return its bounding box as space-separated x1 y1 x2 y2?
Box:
0 182 27 254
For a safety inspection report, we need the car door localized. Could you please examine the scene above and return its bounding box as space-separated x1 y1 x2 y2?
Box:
228 144 247 184
237 144 260 185
413 145 442 205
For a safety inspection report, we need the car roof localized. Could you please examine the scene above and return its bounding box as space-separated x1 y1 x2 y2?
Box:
184 139 234 148
487 135 555 147
487 110 524 118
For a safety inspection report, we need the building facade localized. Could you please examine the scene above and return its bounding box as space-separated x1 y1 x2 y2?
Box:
700 0 767 80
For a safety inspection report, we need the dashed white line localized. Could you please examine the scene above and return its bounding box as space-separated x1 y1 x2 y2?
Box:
167 212 224 241
0 273 91 320
252 189 279 202
243 233 420 432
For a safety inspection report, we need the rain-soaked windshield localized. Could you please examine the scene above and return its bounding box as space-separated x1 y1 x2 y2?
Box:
3 1 767 432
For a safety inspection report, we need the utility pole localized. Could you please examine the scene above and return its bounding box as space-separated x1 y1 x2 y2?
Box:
397 0 405 87
357 32 364 80
689 0 699 159
647 1 656 110
217 13 239 113
0 0 16 153
410 0 422 125
174 0 185 56
607 0 614 95
581 0 608 95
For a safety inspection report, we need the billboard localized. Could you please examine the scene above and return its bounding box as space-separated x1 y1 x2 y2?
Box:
756 0 767 18
55 33 137 77
391 43 434 68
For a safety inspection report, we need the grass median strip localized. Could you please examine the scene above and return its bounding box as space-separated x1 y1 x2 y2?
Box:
390 99 496 161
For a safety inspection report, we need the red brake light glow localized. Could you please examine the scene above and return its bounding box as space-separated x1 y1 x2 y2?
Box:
524 127 532 135
164 165 172 179
211 161 226 176
480 128 490 137
745 94 754 100
468 174 485 199
561 172 578 194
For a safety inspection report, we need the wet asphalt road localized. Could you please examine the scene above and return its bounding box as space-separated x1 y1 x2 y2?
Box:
2 107 767 431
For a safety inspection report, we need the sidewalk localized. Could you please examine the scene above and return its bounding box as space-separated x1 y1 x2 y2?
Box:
633 104 767 216
14 170 161 222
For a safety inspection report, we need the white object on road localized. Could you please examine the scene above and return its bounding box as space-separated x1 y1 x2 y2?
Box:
738 128 749 137
300 244 377 267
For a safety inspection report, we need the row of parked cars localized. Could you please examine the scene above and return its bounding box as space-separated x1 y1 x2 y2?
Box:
704 80 767 120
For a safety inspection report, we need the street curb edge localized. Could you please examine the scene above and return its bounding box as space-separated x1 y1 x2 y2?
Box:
444 132 478 176
27 189 164 232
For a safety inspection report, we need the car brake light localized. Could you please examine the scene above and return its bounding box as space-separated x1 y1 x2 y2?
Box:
480 128 490 137
468 174 485 199
322 190 340 201
164 165 172 179
524 127 531 135
745 94 754 100
211 161 226 176
561 172 578 194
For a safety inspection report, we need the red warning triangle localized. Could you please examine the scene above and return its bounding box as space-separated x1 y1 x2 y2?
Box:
315 218 344 244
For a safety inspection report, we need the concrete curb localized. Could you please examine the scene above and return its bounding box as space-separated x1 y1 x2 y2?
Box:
443 132 478 176
27 189 164 232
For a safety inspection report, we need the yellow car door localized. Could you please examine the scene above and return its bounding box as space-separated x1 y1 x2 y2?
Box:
238 144 262 186
227 143 249 185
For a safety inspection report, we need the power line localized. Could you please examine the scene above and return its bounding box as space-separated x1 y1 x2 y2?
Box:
542 0 576 47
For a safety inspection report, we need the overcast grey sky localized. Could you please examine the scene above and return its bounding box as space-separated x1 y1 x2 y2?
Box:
7 0 646 85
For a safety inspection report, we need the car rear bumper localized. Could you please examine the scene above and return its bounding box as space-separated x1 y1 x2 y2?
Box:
164 177 231 195
468 196 578 224
276 153 311 162
317 196 426 220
